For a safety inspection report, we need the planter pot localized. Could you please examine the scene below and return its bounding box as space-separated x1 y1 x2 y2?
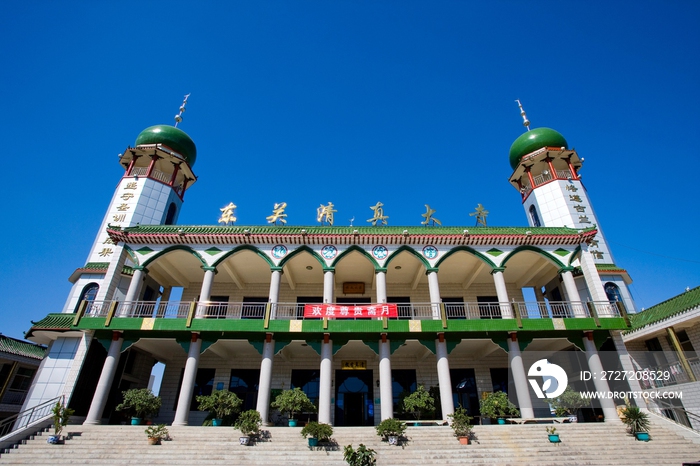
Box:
458 436 470 445
548 434 561 443
308 437 319 447
388 435 399 445
239 436 251 445
497 418 506 425
288 419 297 427
212 418 223 426
634 432 650 442
47 435 62 445
147 437 161 445
131 417 142 426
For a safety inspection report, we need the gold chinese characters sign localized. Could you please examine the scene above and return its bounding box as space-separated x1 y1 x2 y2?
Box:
341 360 367 370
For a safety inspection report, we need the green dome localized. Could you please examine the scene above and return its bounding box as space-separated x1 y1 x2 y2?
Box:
508 127 567 170
135 125 197 167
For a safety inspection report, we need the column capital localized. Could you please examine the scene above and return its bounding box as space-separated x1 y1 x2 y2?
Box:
490 267 506 275
201 266 217 273
322 266 335 273
558 266 575 274
375 268 388 274
425 267 439 275
270 266 284 273
133 266 149 274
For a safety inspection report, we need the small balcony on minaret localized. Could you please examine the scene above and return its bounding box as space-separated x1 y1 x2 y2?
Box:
509 147 582 201
119 145 197 199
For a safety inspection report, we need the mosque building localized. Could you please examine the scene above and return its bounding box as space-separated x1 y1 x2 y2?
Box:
21 99 645 428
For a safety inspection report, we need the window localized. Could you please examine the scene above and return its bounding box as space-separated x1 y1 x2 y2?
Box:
10 367 35 391
604 283 623 303
164 202 177 225
74 283 99 313
529 205 542 227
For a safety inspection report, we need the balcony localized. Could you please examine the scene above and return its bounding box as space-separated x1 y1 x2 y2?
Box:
84 300 622 321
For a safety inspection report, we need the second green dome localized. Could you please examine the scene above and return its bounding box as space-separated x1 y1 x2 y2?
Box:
135 125 197 167
509 127 567 170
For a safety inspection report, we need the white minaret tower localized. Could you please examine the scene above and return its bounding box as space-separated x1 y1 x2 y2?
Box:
63 95 198 312
507 101 634 310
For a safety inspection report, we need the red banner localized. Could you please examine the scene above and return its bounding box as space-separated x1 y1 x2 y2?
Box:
303 303 398 318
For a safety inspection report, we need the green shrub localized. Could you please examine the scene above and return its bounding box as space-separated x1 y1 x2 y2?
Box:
479 391 520 420
375 418 407 439
115 388 161 420
300 421 333 441
271 387 316 420
402 385 435 420
343 443 376 466
234 409 262 437
196 390 242 420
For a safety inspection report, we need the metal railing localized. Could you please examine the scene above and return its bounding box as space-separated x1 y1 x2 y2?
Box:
637 357 700 388
646 398 700 433
83 300 621 322
0 395 62 438
0 389 28 406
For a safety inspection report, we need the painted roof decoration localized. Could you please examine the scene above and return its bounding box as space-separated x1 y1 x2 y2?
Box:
135 125 197 167
629 285 700 331
0 334 47 360
107 224 597 246
509 127 568 170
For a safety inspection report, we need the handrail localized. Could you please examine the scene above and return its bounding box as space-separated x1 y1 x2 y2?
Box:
646 398 700 433
84 300 620 321
0 395 62 439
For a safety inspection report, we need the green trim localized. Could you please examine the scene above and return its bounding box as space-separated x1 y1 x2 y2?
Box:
558 266 575 273
490 267 506 275
278 245 325 269
385 245 430 270
435 246 497 270
568 246 582 266
135 247 154 255
486 248 504 257
330 245 380 270
123 245 139 266
204 247 222 255
201 266 217 273
501 245 565 269
425 267 439 274
212 244 274 269
553 248 570 257
83 262 110 270
142 245 208 268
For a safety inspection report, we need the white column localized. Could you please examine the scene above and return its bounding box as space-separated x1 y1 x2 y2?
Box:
427 269 441 319
318 336 333 424
269 268 282 319
579 244 608 302
436 336 454 421
560 267 585 317
491 268 512 318
375 269 387 303
507 333 534 418
379 337 393 421
256 335 275 425
84 332 123 425
199 267 216 302
610 331 646 408
323 269 335 303
583 332 621 423
121 267 146 316
173 333 202 426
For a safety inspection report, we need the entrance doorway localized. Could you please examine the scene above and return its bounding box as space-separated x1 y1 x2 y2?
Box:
334 369 374 426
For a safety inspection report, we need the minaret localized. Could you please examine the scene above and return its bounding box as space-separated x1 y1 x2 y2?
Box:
507 101 613 263
506 101 635 310
63 96 198 311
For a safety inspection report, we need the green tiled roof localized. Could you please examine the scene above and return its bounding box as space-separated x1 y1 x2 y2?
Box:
629 285 700 330
596 263 627 272
83 262 110 270
28 313 74 331
0 335 47 360
118 224 594 236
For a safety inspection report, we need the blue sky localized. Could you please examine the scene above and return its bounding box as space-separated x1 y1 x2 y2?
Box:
1 1 699 339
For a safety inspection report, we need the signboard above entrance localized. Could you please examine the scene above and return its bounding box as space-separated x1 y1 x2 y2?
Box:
303 303 398 318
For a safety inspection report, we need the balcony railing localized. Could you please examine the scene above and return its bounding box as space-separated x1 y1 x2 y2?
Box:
636 357 700 388
0 389 28 406
83 300 622 322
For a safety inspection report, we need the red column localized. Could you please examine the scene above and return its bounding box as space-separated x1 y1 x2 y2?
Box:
169 163 181 186
126 154 140 176
145 154 160 178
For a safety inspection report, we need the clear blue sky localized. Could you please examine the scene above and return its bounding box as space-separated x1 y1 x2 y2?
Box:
1 1 699 339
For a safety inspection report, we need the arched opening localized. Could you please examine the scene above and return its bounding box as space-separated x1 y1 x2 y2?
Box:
529 205 542 227
164 202 178 225
75 282 99 312
604 282 623 303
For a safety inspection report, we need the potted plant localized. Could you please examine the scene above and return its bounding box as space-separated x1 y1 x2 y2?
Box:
234 409 262 445
271 387 316 427
343 443 376 466
550 387 587 421
145 424 169 445
620 405 651 441
300 421 333 446
448 407 473 445
546 426 561 443
479 391 520 424
115 388 162 425
402 385 435 424
375 418 407 445
196 389 242 426
47 400 74 444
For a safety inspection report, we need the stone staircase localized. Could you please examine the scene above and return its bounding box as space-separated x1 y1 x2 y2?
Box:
1 421 699 465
